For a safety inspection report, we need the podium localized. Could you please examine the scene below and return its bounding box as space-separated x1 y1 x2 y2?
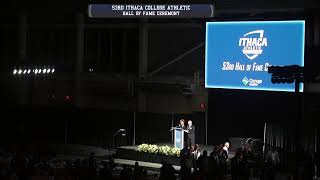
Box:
173 127 184 149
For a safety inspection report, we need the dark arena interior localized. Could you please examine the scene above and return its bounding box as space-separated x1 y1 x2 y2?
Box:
1 0 320 180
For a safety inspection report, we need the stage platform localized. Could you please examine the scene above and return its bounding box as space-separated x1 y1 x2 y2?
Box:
106 158 181 171
116 143 235 166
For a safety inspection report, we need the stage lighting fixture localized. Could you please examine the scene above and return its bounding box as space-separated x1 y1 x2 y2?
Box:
118 129 126 136
12 65 56 77
268 65 304 84
181 84 194 96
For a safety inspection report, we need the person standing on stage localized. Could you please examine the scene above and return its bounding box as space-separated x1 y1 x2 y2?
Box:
193 144 201 160
220 142 230 178
222 142 230 159
177 119 188 143
177 119 186 129
185 120 195 146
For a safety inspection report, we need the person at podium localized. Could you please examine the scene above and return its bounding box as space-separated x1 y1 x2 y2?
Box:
185 120 195 146
177 119 188 144
177 119 186 129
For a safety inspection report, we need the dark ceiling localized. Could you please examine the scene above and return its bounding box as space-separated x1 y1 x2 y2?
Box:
1 0 320 15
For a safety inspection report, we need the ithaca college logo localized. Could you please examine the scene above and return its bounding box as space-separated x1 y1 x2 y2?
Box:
239 30 268 60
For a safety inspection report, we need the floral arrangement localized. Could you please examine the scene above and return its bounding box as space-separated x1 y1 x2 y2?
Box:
171 147 181 157
137 144 180 157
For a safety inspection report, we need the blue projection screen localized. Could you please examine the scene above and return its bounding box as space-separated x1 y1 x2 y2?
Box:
205 21 305 92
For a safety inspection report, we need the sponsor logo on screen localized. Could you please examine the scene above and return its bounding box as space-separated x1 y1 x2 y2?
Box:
242 76 262 87
242 77 249 85
239 30 268 60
